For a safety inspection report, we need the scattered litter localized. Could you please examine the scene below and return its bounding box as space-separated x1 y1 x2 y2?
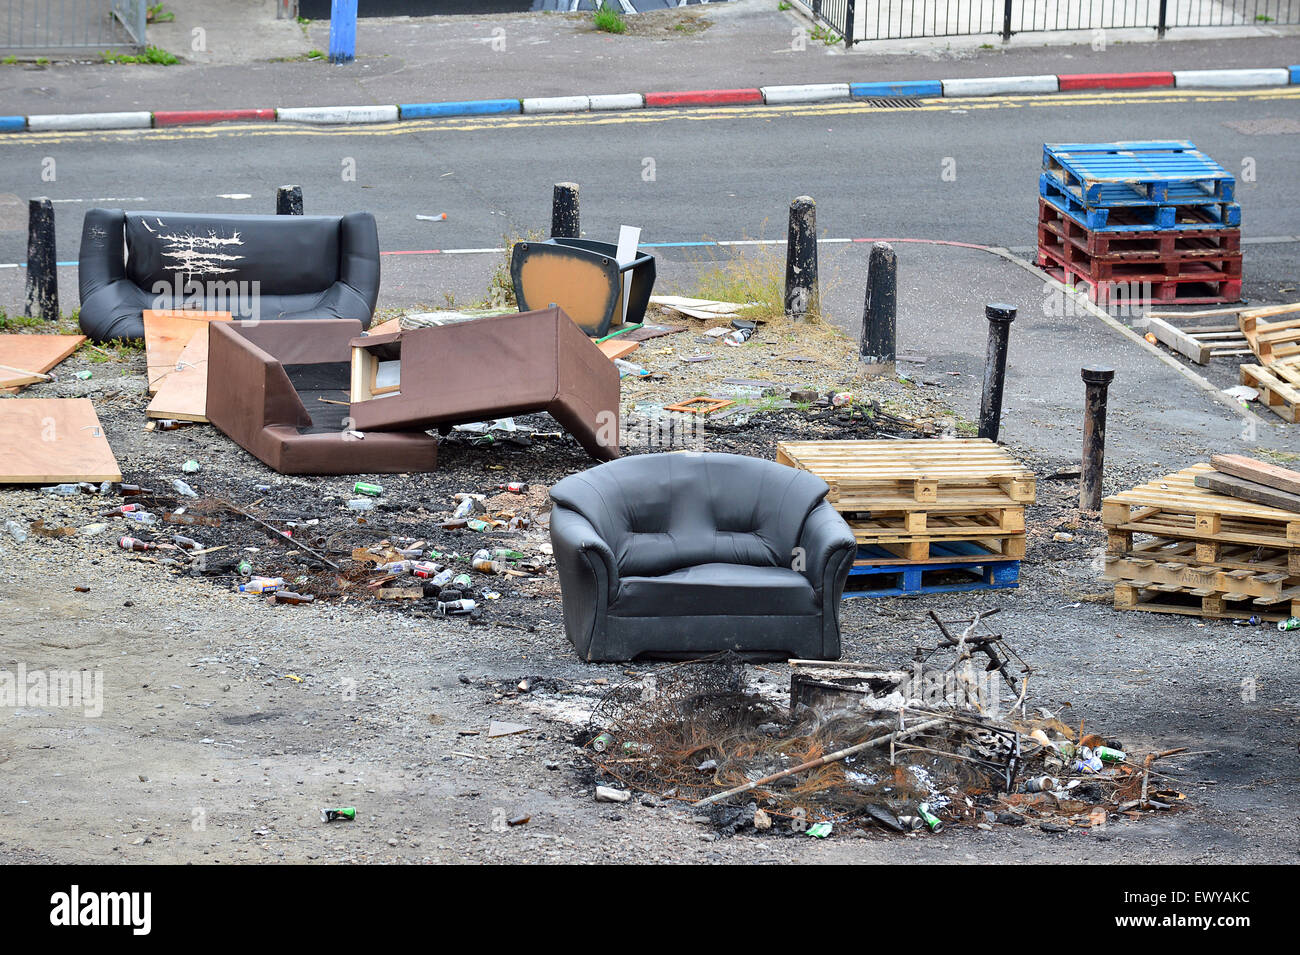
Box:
320 807 356 823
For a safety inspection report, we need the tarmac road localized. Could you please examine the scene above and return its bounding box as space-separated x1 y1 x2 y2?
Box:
2 85 1297 464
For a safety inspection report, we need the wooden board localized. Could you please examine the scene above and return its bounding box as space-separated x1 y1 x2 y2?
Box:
0 398 121 483
146 327 211 422
1211 453 1300 496
777 438 1036 509
1124 535 1300 575
1239 305 1300 366
1143 315 1246 365
1194 470 1300 514
143 309 231 393
0 333 86 391
596 339 640 362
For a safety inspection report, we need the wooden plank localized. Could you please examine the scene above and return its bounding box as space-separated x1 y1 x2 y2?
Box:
0 398 121 483
1144 315 1211 363
1194 470 1300 514
0 334 86 391
146 328 211 422
143 310 231 394
596 339 640 362
1240 364 1300 423
1210 453 1300 496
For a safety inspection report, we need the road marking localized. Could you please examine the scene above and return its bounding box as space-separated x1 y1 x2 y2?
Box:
2 87 1296 145
9 234 1294 270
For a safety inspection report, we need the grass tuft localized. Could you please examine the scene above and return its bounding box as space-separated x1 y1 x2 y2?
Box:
593 3 627 34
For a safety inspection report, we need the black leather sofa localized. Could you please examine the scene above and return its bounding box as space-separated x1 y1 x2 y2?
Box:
77 209 381 341
550 452 857 662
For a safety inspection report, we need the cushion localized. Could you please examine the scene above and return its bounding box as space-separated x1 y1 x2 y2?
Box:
613 563 817 617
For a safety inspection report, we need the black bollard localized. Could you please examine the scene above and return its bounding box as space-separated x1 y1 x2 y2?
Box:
24 197 58 321
551 182 580 238
1080 366 1116 511
784 195 818 321
860 241 897 375
276 185 303 215
977 303 1017 442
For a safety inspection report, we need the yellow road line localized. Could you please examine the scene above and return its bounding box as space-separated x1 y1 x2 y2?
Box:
3 86 1297 146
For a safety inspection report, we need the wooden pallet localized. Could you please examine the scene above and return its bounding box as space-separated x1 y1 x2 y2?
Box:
1239 305 1300 366
1122 536 1300 575
1102 555 1291 600
776 438 1036 509
1103 464 1300 552
844 546 1020 599
1113 582 1300 621
847 514 1026 561
1039 254 1242 306
852 536 1024 565
1036 198 1241 257
1240 364 1300 423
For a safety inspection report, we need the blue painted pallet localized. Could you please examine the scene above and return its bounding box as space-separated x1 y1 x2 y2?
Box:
1043 141 1235 204
842 541 1020 600
1039 177 1241 232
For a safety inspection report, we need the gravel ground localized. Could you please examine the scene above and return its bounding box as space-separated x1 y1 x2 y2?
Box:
0 314 1296 864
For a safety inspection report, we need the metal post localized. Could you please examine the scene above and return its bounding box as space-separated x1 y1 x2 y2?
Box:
978 303 1016 442
784 196 818 321
24 197 58 321
1157 0 1168 38
276 185 304 215
844 0 856 48
551 182 580 238
860 241 896 376
1001 0 1013 42
1080 366 1116 511
328 0 357 65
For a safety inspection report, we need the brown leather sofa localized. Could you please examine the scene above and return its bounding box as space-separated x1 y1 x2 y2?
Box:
206 319 439 475
347 305 620 462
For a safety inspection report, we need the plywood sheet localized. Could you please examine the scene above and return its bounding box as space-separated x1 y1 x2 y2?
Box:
0 398 121 483
143 309 231 393
146 325 211 422
0 333 86 391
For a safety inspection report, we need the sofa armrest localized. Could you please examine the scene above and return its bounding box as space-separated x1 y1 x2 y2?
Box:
78 208 156 341
550 505 619 660
337 212 380 323
796 500 856 597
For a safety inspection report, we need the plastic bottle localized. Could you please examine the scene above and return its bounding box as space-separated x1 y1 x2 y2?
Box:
345 498 374 511
172 479 199 499
237 577 285 594
42 484 81 496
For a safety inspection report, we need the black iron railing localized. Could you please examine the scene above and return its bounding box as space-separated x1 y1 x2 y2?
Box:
795 0 1300 46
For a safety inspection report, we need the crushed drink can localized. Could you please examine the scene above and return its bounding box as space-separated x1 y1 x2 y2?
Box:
1094 746 1126 763
353 481 384 497
320 807 356 823
451 573 472 589
435 599 476 615
591 733 614 753
1278 617 1300 632
1023 776 1059 793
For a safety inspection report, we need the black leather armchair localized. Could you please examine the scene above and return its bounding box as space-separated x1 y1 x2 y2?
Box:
550 452 857 662
77 208 380 341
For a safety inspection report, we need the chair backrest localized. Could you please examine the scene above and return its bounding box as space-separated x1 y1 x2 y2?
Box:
550 452 829 577
124 211 342 295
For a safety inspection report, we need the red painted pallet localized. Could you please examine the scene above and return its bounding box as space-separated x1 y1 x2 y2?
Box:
1037 239 1242 282
1038 251 1243 306
1037 198 1241 257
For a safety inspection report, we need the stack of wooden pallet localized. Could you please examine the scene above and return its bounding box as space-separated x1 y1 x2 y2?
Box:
776 438 1035 599
1102 454 1300 621
1037 140 1241 306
